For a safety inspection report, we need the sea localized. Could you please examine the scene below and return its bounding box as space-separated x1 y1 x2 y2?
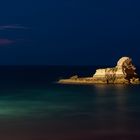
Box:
0 66 140 140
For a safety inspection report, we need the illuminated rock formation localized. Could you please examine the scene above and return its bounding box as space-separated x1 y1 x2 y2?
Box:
58 57 140 84
92 57 139 84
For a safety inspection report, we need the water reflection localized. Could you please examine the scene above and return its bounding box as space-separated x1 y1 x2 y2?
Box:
91 84 140 135
94 84 129 95
0 84 140 140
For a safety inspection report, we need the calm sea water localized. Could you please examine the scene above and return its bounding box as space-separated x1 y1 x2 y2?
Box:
0 66 140 140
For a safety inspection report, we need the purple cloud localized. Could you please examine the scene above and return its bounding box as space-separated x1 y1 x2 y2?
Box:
0 24 27 30
0 39 14 45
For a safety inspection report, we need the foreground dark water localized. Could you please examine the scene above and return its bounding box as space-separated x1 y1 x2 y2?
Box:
0 66 140 140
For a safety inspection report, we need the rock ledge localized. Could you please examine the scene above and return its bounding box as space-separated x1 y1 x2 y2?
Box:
58 57 140 85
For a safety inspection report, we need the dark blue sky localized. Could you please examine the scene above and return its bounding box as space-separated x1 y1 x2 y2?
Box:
0 0 140 65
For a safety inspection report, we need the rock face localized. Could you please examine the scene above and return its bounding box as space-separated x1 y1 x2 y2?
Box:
58 56 140 85
92 57 139 84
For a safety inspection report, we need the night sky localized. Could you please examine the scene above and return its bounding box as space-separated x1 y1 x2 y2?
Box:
0 0 140 65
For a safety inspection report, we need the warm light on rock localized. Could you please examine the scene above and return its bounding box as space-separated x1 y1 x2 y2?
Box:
58 56 140 85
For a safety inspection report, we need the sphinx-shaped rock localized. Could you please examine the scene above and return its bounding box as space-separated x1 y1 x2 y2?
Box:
92 57 139 84
58 57 140 84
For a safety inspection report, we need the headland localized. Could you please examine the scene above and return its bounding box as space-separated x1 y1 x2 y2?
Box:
58 57 140 85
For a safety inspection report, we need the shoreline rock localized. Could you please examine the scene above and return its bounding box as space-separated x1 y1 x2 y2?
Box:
58 57 140 85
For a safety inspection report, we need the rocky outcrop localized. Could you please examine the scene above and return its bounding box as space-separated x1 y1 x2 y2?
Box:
92 57 139 84
58 57 140 85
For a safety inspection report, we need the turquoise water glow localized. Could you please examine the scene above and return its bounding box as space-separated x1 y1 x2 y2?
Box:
0 66 140 140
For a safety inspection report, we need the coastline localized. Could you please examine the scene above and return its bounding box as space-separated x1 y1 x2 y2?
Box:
57 57 140 85
58 78 140 85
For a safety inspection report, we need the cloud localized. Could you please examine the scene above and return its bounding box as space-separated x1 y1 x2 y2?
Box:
0 24 28 46
0 39 14 45
0 24 28 30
